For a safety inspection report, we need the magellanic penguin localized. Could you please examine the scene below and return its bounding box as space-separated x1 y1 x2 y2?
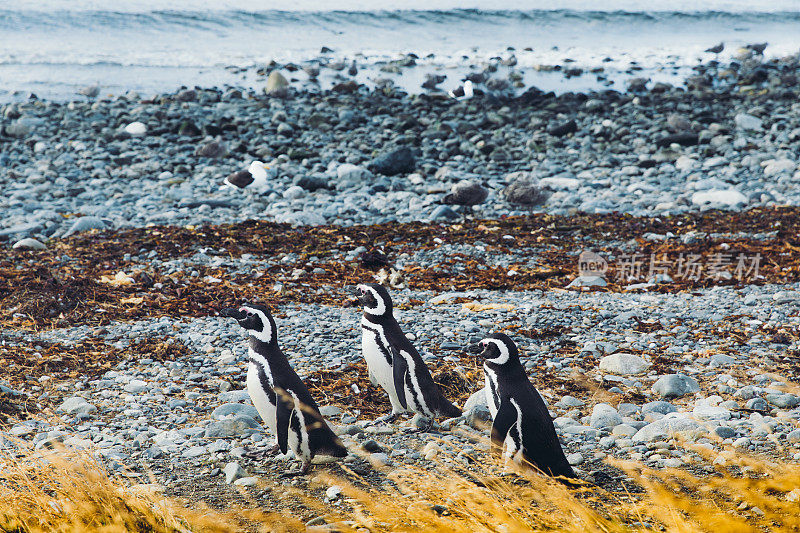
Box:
474 333 578 482
356 283 461 421
220 304 347 475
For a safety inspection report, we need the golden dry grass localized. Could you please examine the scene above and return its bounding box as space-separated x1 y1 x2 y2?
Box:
1 439 799 533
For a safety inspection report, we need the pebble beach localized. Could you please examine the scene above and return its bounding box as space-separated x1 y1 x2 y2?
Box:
2 4 800 528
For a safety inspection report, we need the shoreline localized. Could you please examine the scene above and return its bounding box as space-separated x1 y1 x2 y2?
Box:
2 53 800 246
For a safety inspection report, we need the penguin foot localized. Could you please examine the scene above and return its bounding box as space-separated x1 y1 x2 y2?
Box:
280 462 310 477
375 413 400 424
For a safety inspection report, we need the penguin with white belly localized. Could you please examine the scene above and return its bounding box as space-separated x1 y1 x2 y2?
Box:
220 303 347 475
356 283 462 421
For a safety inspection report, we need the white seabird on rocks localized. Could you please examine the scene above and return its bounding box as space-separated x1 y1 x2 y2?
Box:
448 80 474 100
221 161 272 192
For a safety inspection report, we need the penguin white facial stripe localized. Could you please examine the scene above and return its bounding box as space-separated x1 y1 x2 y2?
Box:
359 285 387 316
241 306 273 343
485 339 510 365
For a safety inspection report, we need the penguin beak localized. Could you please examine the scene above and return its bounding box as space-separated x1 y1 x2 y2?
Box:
467 342 484 355
353 286 366 304
220 307 247 320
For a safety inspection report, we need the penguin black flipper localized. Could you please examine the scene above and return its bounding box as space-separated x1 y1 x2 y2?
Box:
391 345 409 410
490 399 516 456
275 388 292 455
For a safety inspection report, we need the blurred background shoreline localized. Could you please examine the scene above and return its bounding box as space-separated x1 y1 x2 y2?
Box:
2 0 799 101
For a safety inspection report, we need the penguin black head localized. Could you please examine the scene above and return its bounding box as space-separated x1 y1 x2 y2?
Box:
220 303 277 344
355 283 393 317
475 332 519 367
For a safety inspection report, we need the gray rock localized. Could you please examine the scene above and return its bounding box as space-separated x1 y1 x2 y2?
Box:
734 113 762 130
465 404 492 429
282 185 306 200
0 222 43 238
265 71 290 95
64 216 107 237
463 388 488 413
212 403 259 419
555 395 584 409
367 147 415 176
566 275 607 288
598 353 650 375
12 238 46 250
787 429 800 444
319 405 341 417
642 401 677 415
223 461 247 484
430 205 460 221
296 174 329 192
218 390 250 403
4 117 38 137
204 415 261 438
709 354 736 368
765 393 800 409
123 379 148 393
233 476 259 486
195 141 227 158
632 414 703 443
566 452 584 465
692 398 731 421
745 397 769 412
714 426 736 439
590 403 623 429
56 397 97 416
652 374 700 398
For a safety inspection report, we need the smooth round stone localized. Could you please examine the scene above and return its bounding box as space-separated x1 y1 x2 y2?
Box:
765 393 800 409
642 401 677 415
745 397 769 412
612 424 638 437
590 403 623 429
556 395 585 409
204 415 260 438
12 237 46 250
57 396 97 415
714 426 736 439
64 216 107 237
566 452 584 465
212 403 259 419
124 121 147 136
599 353 650 375
283 185 306 200
233 476 259 487
652 374 700 398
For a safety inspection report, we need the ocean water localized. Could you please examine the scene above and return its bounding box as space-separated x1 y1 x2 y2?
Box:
1 0 799 100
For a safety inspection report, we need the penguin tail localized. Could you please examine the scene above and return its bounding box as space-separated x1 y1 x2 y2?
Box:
329 440 348 457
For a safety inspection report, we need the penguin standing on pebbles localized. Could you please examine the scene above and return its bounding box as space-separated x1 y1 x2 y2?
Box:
356 283 462 421
220 304 347 475
473 333 577 481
